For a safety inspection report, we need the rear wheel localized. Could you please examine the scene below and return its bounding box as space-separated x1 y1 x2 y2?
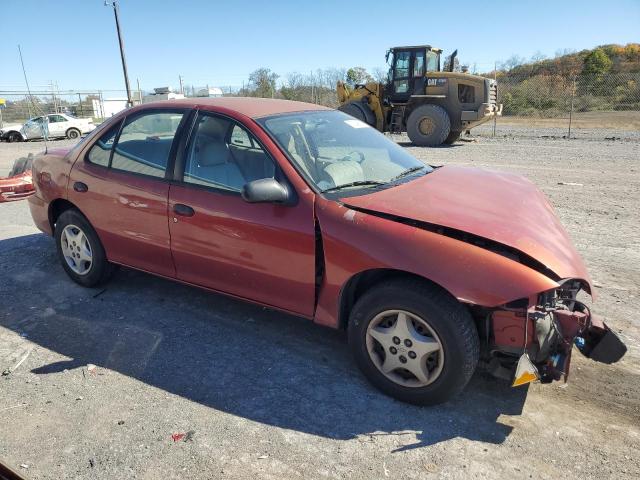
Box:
66 128 81 140
444 130 462 145
348 279 479 405
55 209 115 287
406 104 451 147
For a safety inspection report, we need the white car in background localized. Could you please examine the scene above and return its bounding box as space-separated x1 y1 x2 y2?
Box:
2 113 96 142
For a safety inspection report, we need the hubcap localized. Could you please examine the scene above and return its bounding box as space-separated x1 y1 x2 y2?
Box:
60 224 93 275
366 310 444 388
418 117 435 135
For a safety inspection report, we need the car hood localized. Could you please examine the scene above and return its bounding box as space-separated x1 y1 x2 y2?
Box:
341 165 592 290
0 123 23 132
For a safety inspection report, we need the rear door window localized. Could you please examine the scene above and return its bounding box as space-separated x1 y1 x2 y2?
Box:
111 112 185 178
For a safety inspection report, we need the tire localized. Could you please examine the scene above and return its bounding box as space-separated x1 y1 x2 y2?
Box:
444 130 462 145
338 101 377 127
406 104 451 147
66 128 81 140
6 131 23 143
54 209 116 287
348 279 479 405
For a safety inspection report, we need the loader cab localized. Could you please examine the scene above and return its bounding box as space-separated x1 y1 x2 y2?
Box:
385 46 441 103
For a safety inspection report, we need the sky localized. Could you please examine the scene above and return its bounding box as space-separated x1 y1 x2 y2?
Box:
0 0 638 93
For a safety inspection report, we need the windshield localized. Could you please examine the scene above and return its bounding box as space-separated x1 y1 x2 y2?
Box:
426 51 440 72
258 110 432 194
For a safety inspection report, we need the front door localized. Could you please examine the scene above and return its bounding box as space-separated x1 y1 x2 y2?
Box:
168 112 316 316
390 50 413 103
47 114 67 137
68 109 188 277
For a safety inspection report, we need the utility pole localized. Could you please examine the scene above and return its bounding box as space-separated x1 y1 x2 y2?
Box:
137 78 142 104
179 75 184 95
107 1 133 107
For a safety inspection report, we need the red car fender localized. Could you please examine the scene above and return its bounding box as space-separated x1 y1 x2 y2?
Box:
313 198 559 329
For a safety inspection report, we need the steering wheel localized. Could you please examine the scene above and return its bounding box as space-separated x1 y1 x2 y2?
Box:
341 150 365 163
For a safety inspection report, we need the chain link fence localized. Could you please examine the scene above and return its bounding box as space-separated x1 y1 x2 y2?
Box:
475 72 640 139
2 72 638 141
0 90 136 129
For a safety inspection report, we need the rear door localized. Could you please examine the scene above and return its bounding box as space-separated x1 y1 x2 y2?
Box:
68 109 189 277
168 111 316 316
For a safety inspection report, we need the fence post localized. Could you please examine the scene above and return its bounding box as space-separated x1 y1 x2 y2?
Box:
568 76 576 139
492 61 497 137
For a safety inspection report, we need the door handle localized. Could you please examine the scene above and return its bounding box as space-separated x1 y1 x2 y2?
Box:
73 181 88 193
173 203 195 217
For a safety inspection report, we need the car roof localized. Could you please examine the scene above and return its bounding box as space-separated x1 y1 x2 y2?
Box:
139 97 332 119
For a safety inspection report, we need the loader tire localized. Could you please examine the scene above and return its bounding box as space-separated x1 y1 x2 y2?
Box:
444 130 462 145
338 101 376 127
407 105 451 147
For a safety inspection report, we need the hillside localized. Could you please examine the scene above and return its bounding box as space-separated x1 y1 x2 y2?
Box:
491 43 640 116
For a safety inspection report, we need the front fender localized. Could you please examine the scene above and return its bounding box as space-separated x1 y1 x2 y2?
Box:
314 198 559 328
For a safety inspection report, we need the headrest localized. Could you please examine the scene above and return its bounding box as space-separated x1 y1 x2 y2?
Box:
198 116 229 140
198 140 229 166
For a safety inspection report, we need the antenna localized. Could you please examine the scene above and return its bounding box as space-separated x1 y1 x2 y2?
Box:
18 44 48 153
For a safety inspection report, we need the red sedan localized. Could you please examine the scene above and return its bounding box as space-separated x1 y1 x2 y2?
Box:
27 98 625 405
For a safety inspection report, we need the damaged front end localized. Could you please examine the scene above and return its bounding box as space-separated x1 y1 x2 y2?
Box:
484 280 627 387
0 155 35 203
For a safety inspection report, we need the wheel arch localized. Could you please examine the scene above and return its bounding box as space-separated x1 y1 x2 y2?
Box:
65 127 81 137
338 268 462 330
48 198 85 231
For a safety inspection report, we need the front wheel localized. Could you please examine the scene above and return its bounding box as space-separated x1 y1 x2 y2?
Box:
6 131 23 143
348 279 479 405
55 209 115 287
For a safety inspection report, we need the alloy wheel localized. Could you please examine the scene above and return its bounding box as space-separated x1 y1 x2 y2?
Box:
366 309 444 387
60 224 93 275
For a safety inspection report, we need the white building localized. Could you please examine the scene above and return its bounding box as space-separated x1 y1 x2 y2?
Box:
92 98 128 119
195 87 223 97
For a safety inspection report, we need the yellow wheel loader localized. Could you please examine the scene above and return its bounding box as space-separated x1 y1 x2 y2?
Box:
337 45 503 146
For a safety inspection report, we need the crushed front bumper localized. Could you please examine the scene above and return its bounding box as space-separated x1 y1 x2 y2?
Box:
0 171 35 202
488 301 627 386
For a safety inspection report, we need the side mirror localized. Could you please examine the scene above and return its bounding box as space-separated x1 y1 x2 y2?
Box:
241 178 290 204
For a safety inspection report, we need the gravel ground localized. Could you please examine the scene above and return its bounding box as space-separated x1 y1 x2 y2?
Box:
1 128 639 479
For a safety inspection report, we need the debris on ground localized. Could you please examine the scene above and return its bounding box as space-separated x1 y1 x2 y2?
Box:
117 420 125 426
424 463 439 473
257 455 269 459
19 464 29 469
171 431 195 443
557 182 584 186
